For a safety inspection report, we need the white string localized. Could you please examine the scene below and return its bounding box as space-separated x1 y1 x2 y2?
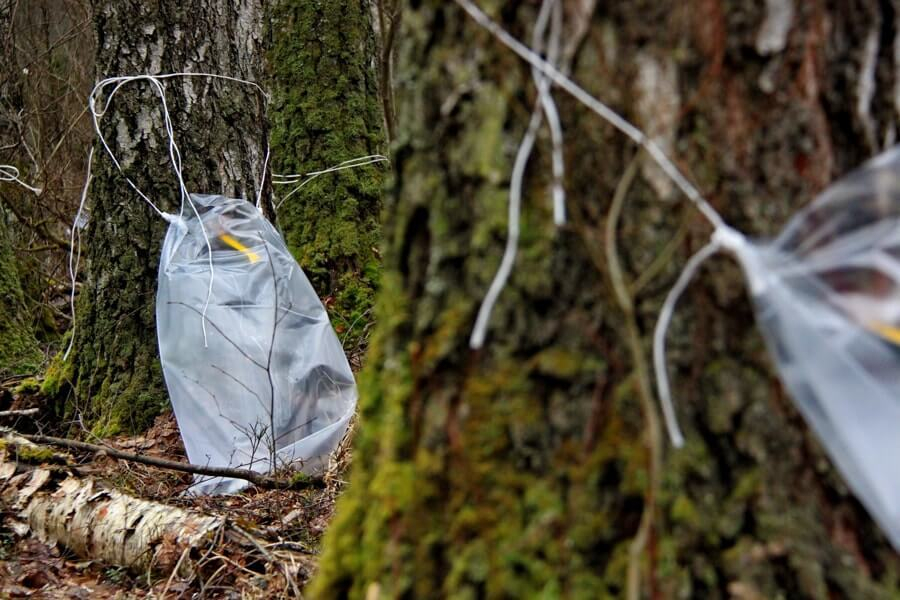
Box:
88 72 269 347
453 0 727 232
256 143 271 210
272 154 389 210
0 164 42 194
63 147 94 361
470 0 561 349
533 0 566 225
652 240 722 447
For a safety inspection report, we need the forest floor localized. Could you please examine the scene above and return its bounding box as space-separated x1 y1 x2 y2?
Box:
0 383 351 598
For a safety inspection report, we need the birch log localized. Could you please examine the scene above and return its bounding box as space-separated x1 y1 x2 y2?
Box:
0 433 221 573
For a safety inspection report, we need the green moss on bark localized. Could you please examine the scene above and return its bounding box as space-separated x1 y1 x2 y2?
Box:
268 0 385 353
313 1 900 598
0 215 42 377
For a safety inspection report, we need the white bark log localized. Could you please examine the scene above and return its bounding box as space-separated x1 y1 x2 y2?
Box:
0 433 221 573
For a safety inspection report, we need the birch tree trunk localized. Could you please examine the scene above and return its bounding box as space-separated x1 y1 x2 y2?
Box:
313 1 900 598
268 0 385 355
67 0 268 434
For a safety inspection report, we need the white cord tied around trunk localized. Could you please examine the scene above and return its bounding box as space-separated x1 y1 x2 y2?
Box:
86 72 268 348
69 72 390 357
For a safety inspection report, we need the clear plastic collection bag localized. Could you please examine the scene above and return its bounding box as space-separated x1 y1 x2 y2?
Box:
156 194 356 494
744 147 900 547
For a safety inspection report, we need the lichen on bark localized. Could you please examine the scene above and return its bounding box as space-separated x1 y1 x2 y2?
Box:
313 2 900 598
267 0 385 354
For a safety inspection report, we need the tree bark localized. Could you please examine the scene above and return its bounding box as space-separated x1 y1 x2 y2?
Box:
67 0 268 435
313 1 900 598
0 215 42 378
268 0 385 355
0 3 43 378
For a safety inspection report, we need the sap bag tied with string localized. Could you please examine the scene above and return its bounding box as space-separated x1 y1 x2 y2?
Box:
739 147 900 549
157 194 356 494
654 146 900 550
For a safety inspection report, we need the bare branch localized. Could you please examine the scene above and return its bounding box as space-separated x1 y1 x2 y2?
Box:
11 430 322 490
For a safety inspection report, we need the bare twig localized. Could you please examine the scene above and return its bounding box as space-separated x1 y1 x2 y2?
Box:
12 431 322 490
0 408 38 417
604 155 663 600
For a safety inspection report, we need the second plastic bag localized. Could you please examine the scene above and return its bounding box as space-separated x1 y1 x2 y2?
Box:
156 194 356 494
743 147 900 548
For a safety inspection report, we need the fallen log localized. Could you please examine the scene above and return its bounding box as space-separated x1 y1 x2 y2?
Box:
0 408 39 417
0 433 312 590
0 431 221 573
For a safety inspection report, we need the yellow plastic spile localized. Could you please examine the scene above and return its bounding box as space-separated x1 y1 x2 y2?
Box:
870 321 900 346
219 233 260 263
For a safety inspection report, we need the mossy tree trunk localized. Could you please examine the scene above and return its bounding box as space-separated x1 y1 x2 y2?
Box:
313 2 900 598
67 0 268 435
267 0 385 356
0 3 43 378
0 214 42 378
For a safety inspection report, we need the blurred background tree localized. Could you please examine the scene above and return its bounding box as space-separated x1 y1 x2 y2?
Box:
312 1 900 598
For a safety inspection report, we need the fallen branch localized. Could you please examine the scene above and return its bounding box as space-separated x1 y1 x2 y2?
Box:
0 432 314 588
15 431 320 490
0 408 39 417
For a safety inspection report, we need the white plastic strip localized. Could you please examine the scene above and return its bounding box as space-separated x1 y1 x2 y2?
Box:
652 241 722 447
272 154 389 210
63 147 94 360
533 0 566 225
0 165 42 195
469 0 560 349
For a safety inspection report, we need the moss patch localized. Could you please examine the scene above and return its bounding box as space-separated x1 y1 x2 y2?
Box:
267 0 386 354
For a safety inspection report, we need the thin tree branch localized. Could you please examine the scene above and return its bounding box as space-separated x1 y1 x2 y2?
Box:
11 430 322 490
0 408 38 417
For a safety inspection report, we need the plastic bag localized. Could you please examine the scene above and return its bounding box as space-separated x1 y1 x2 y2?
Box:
738 146 900 548
156 194 356 494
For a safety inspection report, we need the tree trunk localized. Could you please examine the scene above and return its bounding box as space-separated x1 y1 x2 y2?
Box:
0 3 42 378
312 2 900 598
268 0 385 356
0 215 42 378
68 0 268 435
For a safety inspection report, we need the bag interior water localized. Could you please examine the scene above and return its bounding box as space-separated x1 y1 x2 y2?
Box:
156 194 356 494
